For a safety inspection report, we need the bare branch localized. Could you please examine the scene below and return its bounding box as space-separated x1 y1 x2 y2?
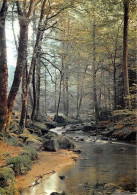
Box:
12 4 18 50
0 0 8 16
40 60 55 84
16 1 23 16
40 52 59 58
40 21 58 31
40 56 62 73
27 0 35 18
47 2 75 20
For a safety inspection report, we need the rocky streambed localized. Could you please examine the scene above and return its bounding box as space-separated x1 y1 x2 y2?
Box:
21 124 137 195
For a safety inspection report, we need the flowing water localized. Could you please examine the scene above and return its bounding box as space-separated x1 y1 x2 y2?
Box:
22 128 137 195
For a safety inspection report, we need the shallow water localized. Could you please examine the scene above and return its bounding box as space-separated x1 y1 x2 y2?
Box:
22 129 137 195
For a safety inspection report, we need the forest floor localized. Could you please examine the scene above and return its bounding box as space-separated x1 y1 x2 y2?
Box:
98 109 137 143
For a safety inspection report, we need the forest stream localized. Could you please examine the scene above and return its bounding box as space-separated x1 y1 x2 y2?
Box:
21 127 136 195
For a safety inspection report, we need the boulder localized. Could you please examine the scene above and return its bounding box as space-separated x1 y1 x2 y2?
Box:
27 122 49 135
54 115 65 124
43 132 58 140
73 149 82 154
9 121 21 134
65 124 82 132
43 139 59 152
57 136 75 149
50 192 65 195
45 122 56 129
26 137 43 150
82 124 97 132
18 133 42 143
59 175 65 180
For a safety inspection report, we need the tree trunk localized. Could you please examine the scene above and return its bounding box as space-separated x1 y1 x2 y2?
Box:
35 56 41 120
54 68 57 113
123 0 130 108
45 66 47 115
7 20 29 131
31 60 37 120
0 1 8 133
76 67 80 119
20 0 46 125
19 63 28 129
56 58 64 117
65 67 69 117
92 18 99 122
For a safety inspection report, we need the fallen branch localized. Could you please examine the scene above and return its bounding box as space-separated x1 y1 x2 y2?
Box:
29 170 56 188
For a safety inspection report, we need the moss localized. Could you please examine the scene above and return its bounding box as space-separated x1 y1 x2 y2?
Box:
57 136 75 149
7 154 32 175
0 185 19 195
0 167 15 188
0 187 7 195
20 146 38 160
3 136 19 146
0 167 18 195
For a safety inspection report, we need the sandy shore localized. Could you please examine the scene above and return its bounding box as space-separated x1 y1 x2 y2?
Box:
16 150 78 191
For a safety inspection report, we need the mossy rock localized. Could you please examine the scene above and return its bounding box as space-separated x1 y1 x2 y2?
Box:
18 133 43 142
7 154 32 175
21 146 38 160
57 136 75 149
43 138 59 152
43 132 58 140
0 167 15 188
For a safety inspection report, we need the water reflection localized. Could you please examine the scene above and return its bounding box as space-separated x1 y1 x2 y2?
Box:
22 173 65 195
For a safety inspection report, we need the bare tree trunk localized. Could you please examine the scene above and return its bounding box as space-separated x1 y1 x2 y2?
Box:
56 58 64 117
76 67 80 119
6 0 35 131
45 66 47 115
29 89 33 108
0 0 8 133
54 68 57 112
20 0 47 125
31 60 37 120
20 62 28 129
62 61 66 115
92 17 99 122
56 75 63 118
123 0 131 108
65 66 69 117
7 20 29 130
35 57 41 120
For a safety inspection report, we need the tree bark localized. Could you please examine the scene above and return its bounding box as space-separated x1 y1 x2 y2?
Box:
31 59 37 120
123 0 131 108
92 18 99 122
19 62 28 129
20 0 46 125
0 1 8 133
35 56 41 120
7 21 29 130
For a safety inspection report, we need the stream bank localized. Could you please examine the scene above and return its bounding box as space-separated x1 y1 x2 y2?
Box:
16 150 78 191
21 124 136 195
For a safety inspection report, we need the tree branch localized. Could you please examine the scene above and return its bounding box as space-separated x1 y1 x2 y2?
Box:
27 0 35 18
40 56 62 73
40 60 55 84
16 1 23 16
0 0 8 16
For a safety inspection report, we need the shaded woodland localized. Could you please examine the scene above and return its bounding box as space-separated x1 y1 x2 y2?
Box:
0 0 136 133
0 1 137 195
